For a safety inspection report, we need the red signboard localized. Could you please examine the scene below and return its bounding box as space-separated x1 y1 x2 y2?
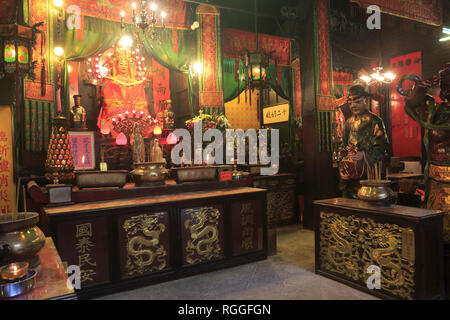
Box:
219 171 232 181
390 51 422 158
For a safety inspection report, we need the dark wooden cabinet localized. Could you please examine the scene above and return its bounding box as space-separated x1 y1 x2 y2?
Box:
43 187 267 299
252 173 297 227
314 198 445 300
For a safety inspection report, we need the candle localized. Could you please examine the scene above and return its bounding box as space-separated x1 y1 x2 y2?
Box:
81 155 86 168
100 162 108 172
0 262 29 281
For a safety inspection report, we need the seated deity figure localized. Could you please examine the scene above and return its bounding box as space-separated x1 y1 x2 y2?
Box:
97 45 150 136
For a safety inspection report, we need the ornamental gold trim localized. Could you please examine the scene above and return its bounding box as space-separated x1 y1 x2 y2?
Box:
429 164 450 183
123 213 167 277
319 211 415 299
184 207 222 265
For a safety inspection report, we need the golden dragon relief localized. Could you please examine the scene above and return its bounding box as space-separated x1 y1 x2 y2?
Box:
123 213 167 277
184 207 222 265
319 211 415 299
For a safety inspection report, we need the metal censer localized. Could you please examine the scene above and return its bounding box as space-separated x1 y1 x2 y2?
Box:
0 212 46 269
357 180 396 206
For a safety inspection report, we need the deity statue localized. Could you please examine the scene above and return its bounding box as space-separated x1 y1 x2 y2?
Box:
70 95 87 129
164 100 175 129
398 62 450 242
338 84 390 199
97 45 150 136
149 138 164 163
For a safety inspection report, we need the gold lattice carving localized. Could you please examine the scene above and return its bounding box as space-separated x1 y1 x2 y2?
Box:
267 191 295 225
184 207 222 265
319 211 416 299
123 213 167 277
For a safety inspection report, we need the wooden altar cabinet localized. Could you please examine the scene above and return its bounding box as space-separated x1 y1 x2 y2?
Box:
42 187 267 299
314 198 445 300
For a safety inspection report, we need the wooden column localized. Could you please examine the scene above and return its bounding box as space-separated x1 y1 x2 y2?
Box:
299 0 338 229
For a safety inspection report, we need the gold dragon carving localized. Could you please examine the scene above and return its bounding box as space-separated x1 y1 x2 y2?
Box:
319 211 415 299
267 191 295 225
184 207 222 265
123 212 167 277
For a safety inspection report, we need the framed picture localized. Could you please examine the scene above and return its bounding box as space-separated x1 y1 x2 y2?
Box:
68 131 96 170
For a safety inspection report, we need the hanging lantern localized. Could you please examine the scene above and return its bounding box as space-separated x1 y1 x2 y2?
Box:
244 51 270 90
0 9 38 79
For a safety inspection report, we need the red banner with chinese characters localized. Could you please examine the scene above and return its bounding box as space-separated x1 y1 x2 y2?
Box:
30 0 49 84
350 0 443 26
197 4 223 108
292 58 302 115
222 28 291 66
0 106 15 214
65 0 186 28
152 59 171 115
315 0 334 111
390 51 422 158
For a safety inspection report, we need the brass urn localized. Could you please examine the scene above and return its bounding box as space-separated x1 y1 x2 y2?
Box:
357 180 396 206
0 212 46 269
131 162 168 186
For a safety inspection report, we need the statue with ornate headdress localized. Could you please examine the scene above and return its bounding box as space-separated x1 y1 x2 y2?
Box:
398 63 450 242
97 43 150 136
338 83 390 199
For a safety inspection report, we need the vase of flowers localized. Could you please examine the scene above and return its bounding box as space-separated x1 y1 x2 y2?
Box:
185 110 231 135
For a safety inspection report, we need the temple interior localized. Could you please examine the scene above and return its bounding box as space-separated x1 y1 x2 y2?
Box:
0 0 449 302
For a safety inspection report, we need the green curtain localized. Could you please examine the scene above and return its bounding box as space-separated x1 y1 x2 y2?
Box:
62 16 195 114
222 57 294 148
24 100 55 152
223 57 246 102
266 64 291 101
140 28 195 73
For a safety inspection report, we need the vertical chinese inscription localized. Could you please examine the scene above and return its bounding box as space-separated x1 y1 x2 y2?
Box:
75 223 97 284
241 202 254 250
0 106 15 213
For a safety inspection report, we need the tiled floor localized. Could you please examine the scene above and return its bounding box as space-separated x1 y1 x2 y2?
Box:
97 225 378 300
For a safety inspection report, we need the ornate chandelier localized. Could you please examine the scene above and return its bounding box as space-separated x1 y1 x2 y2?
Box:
360 67 396 86
122 1 167 40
